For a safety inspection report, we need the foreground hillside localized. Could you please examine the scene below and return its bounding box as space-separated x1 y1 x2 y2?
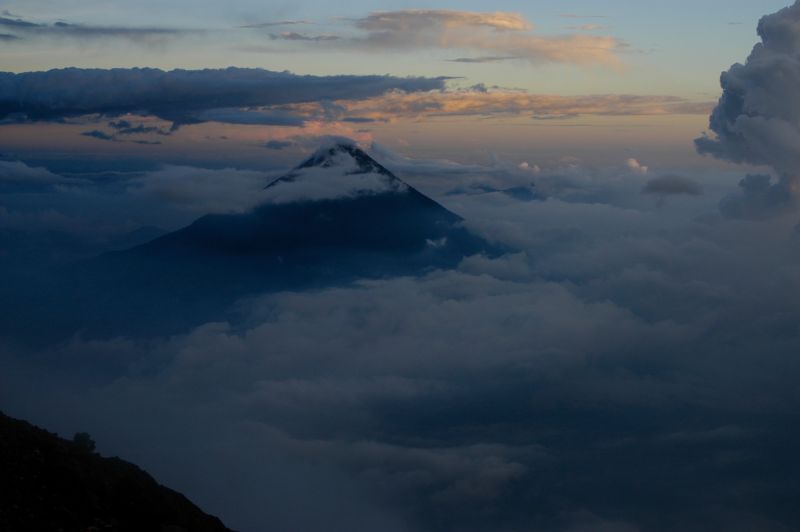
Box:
0 411 232 532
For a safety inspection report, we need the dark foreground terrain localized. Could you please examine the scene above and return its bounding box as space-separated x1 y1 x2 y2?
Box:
0 411 231 532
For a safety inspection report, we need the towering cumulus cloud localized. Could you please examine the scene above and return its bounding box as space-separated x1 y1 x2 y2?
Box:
0 68 445 125
696 1 800 218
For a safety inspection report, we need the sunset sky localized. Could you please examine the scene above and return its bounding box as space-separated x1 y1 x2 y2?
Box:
0 0 790 170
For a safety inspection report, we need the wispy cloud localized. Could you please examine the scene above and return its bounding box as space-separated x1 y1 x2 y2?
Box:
240 20 313 28
355 10 533 32
0 16 38 28
264 9 625 68
642 174 703 197
560 13 608 19
269 32 340 42
81 129 116 141
279 89 713 122
566 24 607 31
0 15 192 43
446 56 518 63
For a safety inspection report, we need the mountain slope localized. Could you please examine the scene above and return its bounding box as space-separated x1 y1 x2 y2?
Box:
0 411 231 532
135 141 484 262
13 141 503 340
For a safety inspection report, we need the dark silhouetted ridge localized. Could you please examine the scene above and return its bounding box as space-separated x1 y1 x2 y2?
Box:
0 411 232 532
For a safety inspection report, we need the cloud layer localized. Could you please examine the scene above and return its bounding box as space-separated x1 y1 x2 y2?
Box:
3 152 800 531
2 143 800 531
280 89 710 122
0 68 446 124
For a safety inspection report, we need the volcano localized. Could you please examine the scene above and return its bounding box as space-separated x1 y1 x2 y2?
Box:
134 140 490 265
22 141 501 339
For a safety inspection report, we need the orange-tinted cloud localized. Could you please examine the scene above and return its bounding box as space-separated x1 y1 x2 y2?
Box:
279 89 713 122
268 10 624 67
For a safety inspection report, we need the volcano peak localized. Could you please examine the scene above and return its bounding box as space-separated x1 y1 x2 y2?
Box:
264 139 409 203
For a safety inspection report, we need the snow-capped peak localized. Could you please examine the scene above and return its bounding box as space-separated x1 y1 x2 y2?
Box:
263 141 409 204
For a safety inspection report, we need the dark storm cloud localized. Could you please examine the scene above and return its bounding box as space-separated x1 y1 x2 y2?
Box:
696 1 800 177
642 174 703 197
0 68 447 125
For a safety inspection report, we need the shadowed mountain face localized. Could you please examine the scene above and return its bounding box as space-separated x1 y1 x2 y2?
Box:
0 411 231 532
7 142 501 341
135 142 484 268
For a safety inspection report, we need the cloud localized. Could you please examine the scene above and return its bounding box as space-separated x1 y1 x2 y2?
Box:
270 32 341 42
128 165 272 215
0 15 191 43
262 143 409 204
81 129 116 141
0 16 38 29
0 68 446 125
3 145 800 531
567 24 607 31
0 69 709 136
446 56 518 63
696 1 800 215
78 119 173 144
642 175 703 197
0 160 85 186
719 174 797 220
279 89 712 122
271 10 624 67
626 158 649 175
518 161 541 174
355 10 533 32
560 14 608 19
108 120 171 136
6 214 800 530
264 140 296 150
241 20 313 28
366 141 541 196
191 108 307 126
